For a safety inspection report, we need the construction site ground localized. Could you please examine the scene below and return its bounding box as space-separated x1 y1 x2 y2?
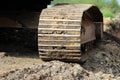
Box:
0 29 120 80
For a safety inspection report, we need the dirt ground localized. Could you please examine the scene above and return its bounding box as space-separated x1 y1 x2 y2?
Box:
0 29 120 80
0 38 120 80
0 52 43 75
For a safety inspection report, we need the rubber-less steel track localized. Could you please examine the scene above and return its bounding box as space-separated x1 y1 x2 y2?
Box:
38 4 94 62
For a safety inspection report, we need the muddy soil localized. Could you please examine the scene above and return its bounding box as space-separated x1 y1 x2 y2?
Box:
0 44 119 80
0 28 120 80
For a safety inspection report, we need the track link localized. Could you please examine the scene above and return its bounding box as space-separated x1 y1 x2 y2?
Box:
38 4 94 62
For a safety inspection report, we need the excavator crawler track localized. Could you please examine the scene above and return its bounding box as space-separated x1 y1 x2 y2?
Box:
38 4 95 62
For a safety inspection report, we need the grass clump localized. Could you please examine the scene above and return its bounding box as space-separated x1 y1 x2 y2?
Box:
101 8 115 18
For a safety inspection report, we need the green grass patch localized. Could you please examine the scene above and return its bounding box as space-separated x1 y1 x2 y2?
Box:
101 8 115 18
